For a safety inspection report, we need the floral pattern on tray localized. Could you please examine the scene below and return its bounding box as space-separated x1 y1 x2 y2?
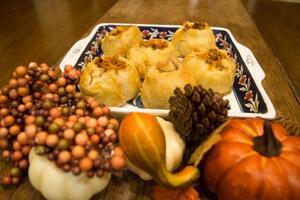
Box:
73 25 267 114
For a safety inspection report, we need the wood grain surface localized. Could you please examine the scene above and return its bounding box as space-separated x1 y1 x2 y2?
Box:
0 0 299 199
241 0 300 103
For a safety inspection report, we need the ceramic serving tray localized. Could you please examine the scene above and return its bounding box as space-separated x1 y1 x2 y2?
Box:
60 23 276 119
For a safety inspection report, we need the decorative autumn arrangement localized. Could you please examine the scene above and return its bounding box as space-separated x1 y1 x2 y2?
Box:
0 63 125 200
1 21 299 200
1 63 298 200
204 118 300 200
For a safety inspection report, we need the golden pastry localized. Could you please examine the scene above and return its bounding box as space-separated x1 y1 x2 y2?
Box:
172 21 217 56
141 59 196 109
182 49 236 94
101 26 142 57
127 39 179 79
79 55 140 106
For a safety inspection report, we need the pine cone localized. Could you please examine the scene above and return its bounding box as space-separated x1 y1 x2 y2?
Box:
169 84 230 160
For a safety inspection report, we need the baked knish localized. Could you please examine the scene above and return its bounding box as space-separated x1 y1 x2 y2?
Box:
79 55 140 106
182 49 236 94
172 21 217 56
127 39 179 79
101 26 142 57
141 59 196 109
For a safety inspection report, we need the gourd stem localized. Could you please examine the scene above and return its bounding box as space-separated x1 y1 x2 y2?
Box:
253 121 282 157
154 166 200 189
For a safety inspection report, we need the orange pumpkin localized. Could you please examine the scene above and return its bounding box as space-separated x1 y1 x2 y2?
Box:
152 185 200 200
204 118 300 200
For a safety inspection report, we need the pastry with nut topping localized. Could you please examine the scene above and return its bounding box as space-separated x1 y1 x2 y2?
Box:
127 39 179 79
101 26 142 57
141 59 196 109
182 49 236 94
79 55 140 106
172 21 217 56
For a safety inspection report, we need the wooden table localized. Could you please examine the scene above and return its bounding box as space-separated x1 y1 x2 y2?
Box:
1 0 299 199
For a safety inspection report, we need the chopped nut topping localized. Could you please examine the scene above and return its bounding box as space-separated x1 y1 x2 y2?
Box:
183 21 209 30
95 56 127 71
109 26 130 36
196 49 227 71
140 39 169 50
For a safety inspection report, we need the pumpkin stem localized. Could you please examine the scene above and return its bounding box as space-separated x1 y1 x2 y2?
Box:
253 121 282 157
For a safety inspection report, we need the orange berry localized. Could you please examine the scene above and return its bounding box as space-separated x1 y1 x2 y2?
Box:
75 109 84 116
0 95 8 104
4 115 15 126
46 134 59 147
15 66 27 78
65 85 75 93
50 108 61 118
17 87 29 97
75 133 88 146
110 155 126 170
9 79 18 88
98 116 108 127
57 77 67 87
102 107 110 115
17 104 26 112
54 118 64 126
64 65 73 73
17 78 27 86
65 121 74 128
0 139 8 148
40 63 49 72
22 95 32 103
12 151 22 161
90 101 99 109
9 125 20 136
93 107 103 117
25 116 35 125
25 124 36 138
86 96 94 104
18 159 29 169
21 146 31 155
90 134 100 145
78 117 86 124
63 128 75 140
87 150 99 160
79 158 93 171
25 102 33 110
13 141 21 150
48 83 58 93
0 127 8 137
72 145 85 158
0 108 9 117
17 132 27 145
68 69 79 80
114 147 124 157
1 175 12 185
58 151 71 164
2 150 10 158
69 115 78 122
35 131 48 145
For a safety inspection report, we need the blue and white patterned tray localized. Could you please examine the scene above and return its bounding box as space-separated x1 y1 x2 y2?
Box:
60 23 276 119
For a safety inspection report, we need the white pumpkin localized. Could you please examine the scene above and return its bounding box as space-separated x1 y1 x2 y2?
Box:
29 148 111 200
126 117 185 180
